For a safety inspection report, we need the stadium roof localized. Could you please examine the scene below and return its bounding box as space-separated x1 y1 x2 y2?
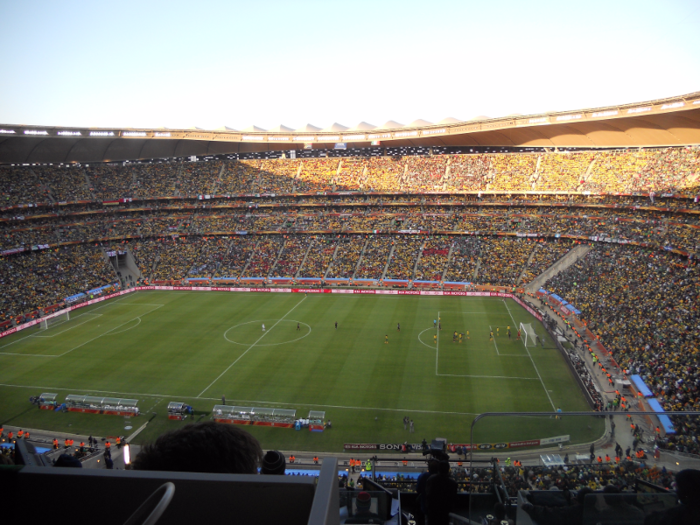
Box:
1 91 700 164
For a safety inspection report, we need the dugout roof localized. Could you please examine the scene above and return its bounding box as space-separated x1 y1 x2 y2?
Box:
1 91 700 164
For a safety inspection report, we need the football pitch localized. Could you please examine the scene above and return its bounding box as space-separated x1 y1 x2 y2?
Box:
0 291 604 452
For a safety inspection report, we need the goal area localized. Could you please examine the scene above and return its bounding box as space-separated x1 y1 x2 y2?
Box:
40 311 70 331
519 322 537 347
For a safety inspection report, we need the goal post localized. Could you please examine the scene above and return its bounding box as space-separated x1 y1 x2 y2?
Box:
40 310 70 331
519 322 537 347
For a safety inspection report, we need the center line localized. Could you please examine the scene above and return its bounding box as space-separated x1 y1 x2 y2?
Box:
197 296 307 397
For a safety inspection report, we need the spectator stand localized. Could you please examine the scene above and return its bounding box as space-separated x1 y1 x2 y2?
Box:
64 395 139 416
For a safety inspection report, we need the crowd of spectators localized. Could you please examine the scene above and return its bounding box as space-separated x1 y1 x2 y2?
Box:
296 158 338 192
414 237 451 281
326 236 366 278
444 237 483 283
3 147 699 209
297 237 337 277
257 159 298 194
214 237 257 279
519 239 574 285
403 155 448 192
486 153 538 192
536 152 595 192
270 237 310 277
0 244 116 321
385 236 423 280
218 160 258 195
365 157 405 192
475 237 537 286
150 238 204 281
544 244 700 453
355 236 393 280
244 237 284 277
178 160 224 197
334 157 365 190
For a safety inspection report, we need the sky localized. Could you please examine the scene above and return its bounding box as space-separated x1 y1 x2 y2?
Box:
1 0 699 131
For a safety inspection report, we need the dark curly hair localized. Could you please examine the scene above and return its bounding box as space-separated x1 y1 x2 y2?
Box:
132 421 263 474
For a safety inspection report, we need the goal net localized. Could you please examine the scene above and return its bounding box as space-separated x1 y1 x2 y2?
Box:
40 311 70 331
519 322 537 347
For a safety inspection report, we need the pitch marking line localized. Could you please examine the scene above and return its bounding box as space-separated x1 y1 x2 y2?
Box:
503 299 556 410
34 313 103 338
462 311 511 315
435 310 440 375
223 320 312 347
0 382 479 417
437 373 540 380
197 295 308 398
0 295 132 353
109 317 142 335
117 303 166 307
417 328 435 349
0 352 58 357
489 325 501 355
57 304 164 358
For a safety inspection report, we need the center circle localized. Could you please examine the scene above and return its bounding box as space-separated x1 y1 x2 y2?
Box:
223 320 312 346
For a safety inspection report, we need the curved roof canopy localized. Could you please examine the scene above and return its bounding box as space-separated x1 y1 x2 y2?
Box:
268 124 294 132
295 124 321 132
408 119 433 127
378 120 404 129
321 123 349 132
348 122 377 131
2 92 700 164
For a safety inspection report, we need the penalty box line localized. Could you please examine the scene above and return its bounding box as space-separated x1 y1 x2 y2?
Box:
33 313 103 338
197 295 308 398
57 304 164 358
0 296 131 354
503 299 556 410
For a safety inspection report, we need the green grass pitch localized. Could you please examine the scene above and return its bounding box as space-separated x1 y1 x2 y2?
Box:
0 291 604 451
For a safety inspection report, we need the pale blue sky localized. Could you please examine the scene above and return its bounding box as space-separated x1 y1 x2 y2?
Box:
1 0 699 130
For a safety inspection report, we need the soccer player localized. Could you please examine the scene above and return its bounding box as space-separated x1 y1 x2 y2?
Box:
508 329 511 339
297 323 300 331
433 319 437 328
496 327 499 336
517 330 521 340
433 334 437 344
466 330 470 340
459 333 463 343
453 331 457 342
385 335 388 344
489 330 493 341
262 323 266 332
397 322 400 331
335 321 337 329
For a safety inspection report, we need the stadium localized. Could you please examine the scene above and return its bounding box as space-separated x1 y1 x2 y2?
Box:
1 88 699 523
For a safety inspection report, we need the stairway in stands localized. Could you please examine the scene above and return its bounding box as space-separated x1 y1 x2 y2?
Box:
525 244 593 292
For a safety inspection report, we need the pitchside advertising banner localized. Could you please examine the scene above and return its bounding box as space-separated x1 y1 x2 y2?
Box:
344 435 569 451
0 286 541 340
